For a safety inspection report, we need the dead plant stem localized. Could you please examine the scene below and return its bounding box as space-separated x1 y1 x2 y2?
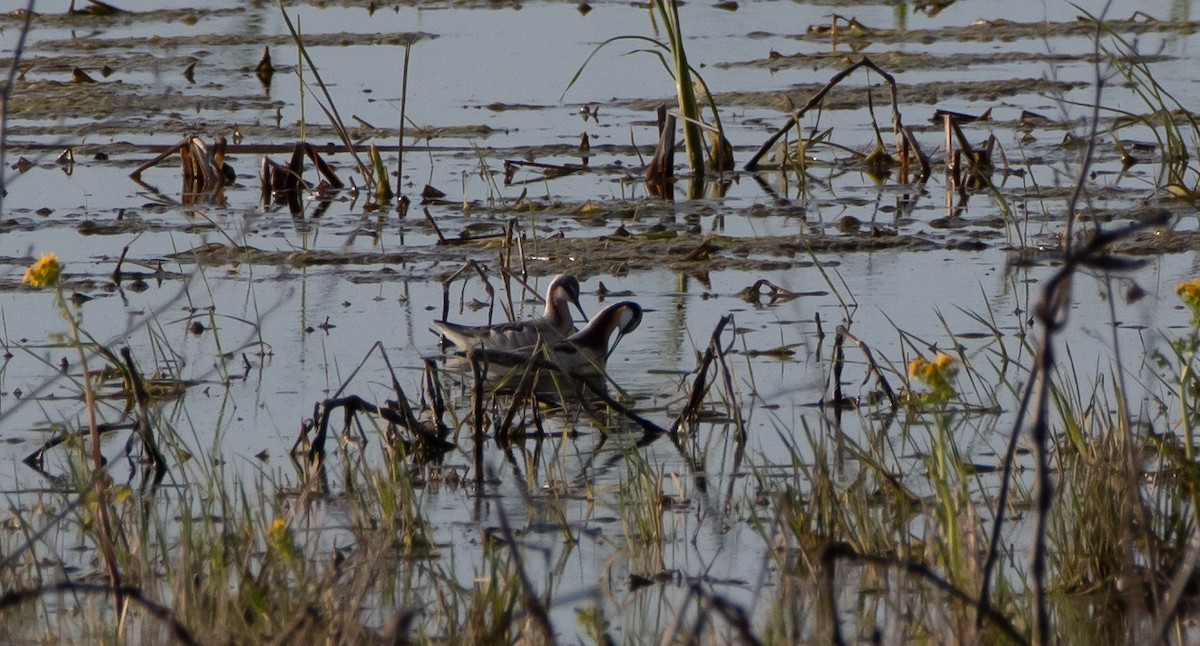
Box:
0 0 35 207
397 42 411 197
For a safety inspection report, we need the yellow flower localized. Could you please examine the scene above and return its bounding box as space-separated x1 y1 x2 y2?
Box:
1178 279 1200 326
22 253 61 288
907 356 928 380
266 516 299 563
907 352 958 404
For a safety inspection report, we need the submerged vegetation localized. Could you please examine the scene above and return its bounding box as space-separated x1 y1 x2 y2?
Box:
5 1 1200 644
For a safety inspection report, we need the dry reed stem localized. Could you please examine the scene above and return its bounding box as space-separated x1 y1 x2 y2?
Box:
396 42 411 197
671 314 734 437
423 206 448 244
119 347 168 487
646 105 677 200
833 325 898 409
439 261 495 327
423 358 449 431
276 1 371 187
711 321 746 444
744 57 913 175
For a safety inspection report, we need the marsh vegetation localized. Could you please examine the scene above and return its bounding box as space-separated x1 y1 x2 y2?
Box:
3 0 1200 643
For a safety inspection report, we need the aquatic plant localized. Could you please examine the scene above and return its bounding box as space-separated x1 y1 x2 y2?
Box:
563 0 727 183
1176 278 1200 327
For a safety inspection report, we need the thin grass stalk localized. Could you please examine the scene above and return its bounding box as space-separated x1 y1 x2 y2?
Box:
830 326 846 405
0 0 34 207
1095 16 1200 187
58 286 128 619
396 41 411 197
671 315 733 437
1060 6 1110 255
295 17 305 143
711 327 746 445
1099 269 1164 611
835 325 898 409
276 1 372 186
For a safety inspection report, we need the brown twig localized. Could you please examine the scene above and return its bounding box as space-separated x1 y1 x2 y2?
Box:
646 104 677 200
119 347 168 487
671 314 734 437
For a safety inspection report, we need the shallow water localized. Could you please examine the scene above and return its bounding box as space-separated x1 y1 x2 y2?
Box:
2 0 1200 641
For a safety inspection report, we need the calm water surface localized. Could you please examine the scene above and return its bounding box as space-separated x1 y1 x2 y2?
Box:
2 0 1199 640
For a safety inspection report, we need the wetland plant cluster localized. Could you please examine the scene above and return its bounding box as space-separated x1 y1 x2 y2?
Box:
7 2 1200 645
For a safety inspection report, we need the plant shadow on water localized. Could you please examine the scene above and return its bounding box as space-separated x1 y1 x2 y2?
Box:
7 0 1200 643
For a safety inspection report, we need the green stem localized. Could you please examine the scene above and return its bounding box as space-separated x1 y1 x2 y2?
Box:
653 0 704 181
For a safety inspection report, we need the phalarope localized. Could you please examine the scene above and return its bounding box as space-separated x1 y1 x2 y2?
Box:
431 274 584 351
439 300 643 397
521 301 643 394
549 300 642 378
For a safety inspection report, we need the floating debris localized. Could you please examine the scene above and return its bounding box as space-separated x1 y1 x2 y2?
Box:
255 46 275 86
68 0 127 16
71 68 96 84
259 141 345 212
130 135 236 200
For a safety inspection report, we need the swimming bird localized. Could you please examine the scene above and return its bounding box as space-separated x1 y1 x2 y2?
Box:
439 300 643 397
535 300 643 391
431 274 584 351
